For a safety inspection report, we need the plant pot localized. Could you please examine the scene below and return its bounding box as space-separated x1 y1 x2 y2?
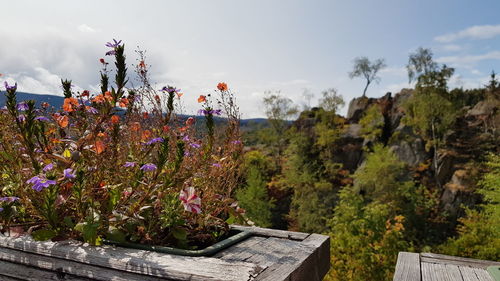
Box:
0 225 330 281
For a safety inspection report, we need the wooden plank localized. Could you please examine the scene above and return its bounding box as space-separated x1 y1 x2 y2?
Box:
473 267 495 281
393 252 421 281
421 262 464 281
459 266 481 281
421 253 500 269
231 225 310 241
255 234 330 281
0 235 263 281
0 246 171 281
0 260 91 281
214 236 267 260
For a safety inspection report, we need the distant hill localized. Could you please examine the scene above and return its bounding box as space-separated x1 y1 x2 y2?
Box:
0 91 270 127
0 92 65 109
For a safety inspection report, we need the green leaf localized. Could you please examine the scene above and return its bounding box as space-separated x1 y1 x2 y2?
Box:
171 227 187 241
63 217 75 228
32 229 56 241
74 222 102 246
106 227 126 243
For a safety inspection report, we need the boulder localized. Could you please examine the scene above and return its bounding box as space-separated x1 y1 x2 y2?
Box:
346 97 376 123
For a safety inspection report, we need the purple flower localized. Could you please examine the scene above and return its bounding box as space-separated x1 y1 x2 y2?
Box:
35 116 50 122
63 168 76 179
105 39 122 48
26 176 56 192
145 137 164 145
0 197 19 202
86 106 98 114
43 163 54 172
160 86 180 94
17 114 26 122
231 140 242 144
212 163 222 168
17 102 29 111
0 207 3 212
182 135 190 142
4 81 17 91
140 163 157 172
124 161 137 168
190 142 201 149
198 109 222 116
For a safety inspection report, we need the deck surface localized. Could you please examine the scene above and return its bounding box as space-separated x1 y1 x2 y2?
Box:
393 252 500 281
0 225 329 281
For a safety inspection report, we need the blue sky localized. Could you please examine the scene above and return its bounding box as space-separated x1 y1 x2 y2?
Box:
1 0 500 117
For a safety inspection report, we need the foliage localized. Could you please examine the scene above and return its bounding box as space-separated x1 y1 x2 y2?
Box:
0 40 244 249
236 165 275 227
349 57 386 97
439 154 500 260
359 104 384 142
319 88 345 112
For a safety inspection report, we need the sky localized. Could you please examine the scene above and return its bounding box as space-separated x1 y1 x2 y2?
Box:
1 0 500 118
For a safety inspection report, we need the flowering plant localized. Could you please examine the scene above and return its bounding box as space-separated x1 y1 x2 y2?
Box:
0 40 244 248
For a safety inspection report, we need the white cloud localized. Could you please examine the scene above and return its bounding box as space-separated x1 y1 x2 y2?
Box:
380 66 407 77
435 24 500 42
440 44 462 52
436 51 500 67
471 69 482 75
379 81 413 96
77 24 97 33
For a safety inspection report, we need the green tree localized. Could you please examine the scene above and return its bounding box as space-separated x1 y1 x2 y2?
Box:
236 166 275 227
439 154 500 260
349 57 386 97
359 104 384 143
319 88 345 112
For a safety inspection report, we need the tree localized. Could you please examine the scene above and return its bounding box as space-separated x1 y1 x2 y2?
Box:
262 91 298 169
349 57 386 97
407 47 438 83
318 88 345 112
236 166 275 227
439 154 500 260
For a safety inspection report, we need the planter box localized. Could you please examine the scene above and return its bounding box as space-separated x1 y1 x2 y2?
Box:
0 225 330 281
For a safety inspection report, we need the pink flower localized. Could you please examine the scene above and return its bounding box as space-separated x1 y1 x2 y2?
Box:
179 187 201 214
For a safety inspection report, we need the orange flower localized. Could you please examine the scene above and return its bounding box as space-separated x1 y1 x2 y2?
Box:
41 102 50 108
217 82 228 91
119 98 129 107
142 112 149 119
53 114 69 128
177 92 184 98
63 97 79 112
130 122 141 132
111 115 120 124
162 125 170 133
197 95 206 103
97 132 107 138
139 60 146 68
92 94 105 103
104 91 114 102
95 140 106 154
186 117 195 126
141 130 152 141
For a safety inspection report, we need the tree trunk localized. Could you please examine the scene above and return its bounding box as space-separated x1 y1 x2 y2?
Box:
362 80 371 97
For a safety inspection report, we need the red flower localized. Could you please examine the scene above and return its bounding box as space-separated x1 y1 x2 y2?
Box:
217 82 228 91
186 117 195 126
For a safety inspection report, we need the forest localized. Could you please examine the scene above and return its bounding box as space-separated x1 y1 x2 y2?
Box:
236 47 500 280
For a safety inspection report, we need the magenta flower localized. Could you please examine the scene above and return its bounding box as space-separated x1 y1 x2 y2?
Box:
105 39 122 48
179 187 201 214
43 163 54 172
35 116 50 122
160 86 180 94
16 102 29 111
0 196 19 202
63 168 76 179
26 176 56 192
140 163 157 172
124 161 137 168
145 137 164 145
4 81 17 91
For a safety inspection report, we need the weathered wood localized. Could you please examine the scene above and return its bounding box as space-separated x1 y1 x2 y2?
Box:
0 235 263 281
393 252 421 281
0 227 330 281
421 253 500 269
0 245 171 281
422 262 462 281
0 260 92 281
459 266 481 281
473 267 495 281
231 225 310 241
